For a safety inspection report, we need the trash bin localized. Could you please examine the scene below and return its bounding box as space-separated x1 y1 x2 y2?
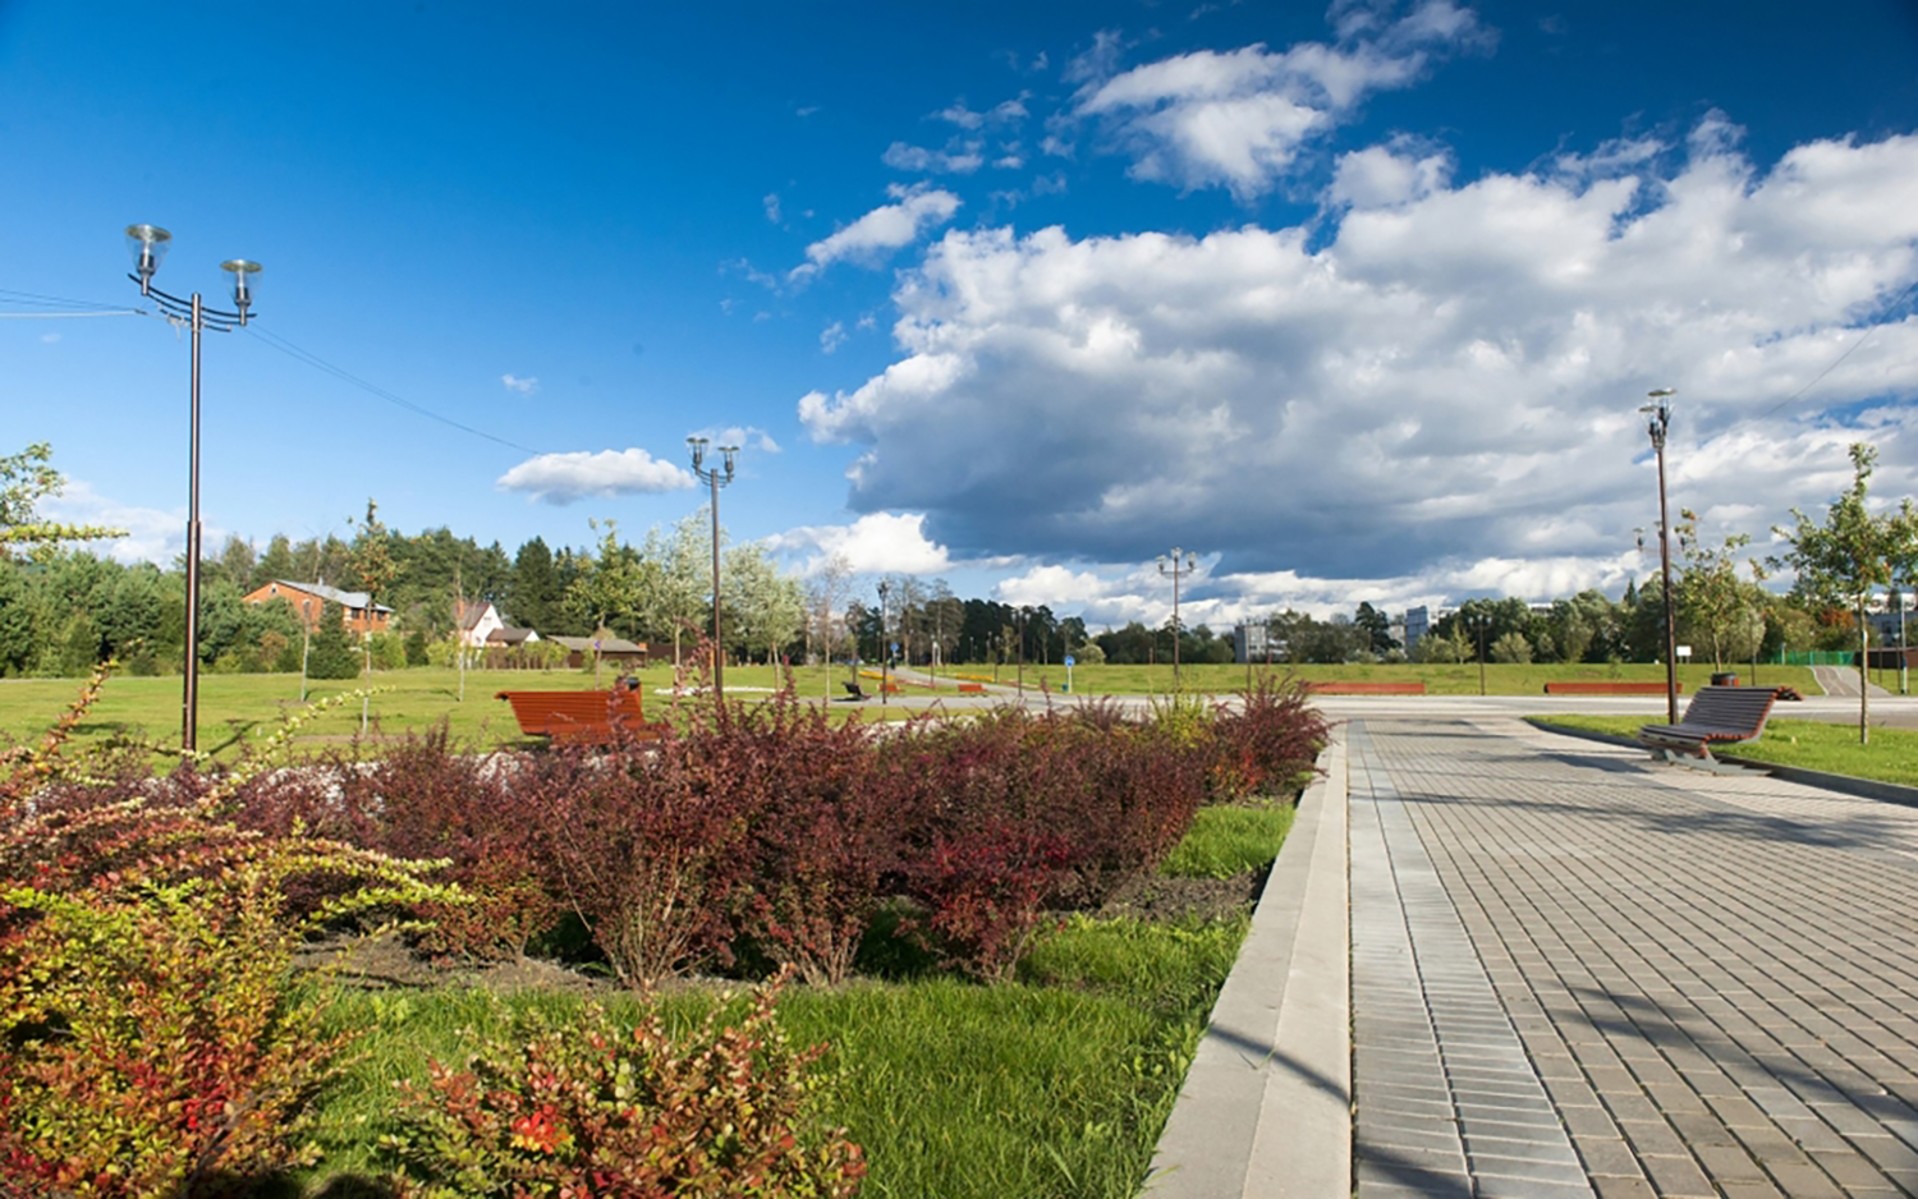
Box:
1710 672 1739 686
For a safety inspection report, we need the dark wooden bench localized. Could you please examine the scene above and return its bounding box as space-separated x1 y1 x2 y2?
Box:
1637 686 1776 764
843 681 868 702
1545 681 1684 695
496 688 663 745
1303 681 1426 695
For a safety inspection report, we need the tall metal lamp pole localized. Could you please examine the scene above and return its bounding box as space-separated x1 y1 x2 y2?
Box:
687 437 738 711
1641 389 1681 724
124 224 261 755
1158 547 1198 690
876 580 890 707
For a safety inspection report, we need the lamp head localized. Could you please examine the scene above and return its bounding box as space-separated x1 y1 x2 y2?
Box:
125 223 171 293
687 436 709 469
720 444 739 478
220 258 261 319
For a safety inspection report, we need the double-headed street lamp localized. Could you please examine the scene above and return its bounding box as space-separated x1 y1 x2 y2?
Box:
1640 388 1681 725
1158 547 1198 690
124 224 261 755
687 437 739 710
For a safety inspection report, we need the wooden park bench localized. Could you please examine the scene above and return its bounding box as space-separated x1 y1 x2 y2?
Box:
496 688 663 745
1544 680 1683 695
1302 681 1426 695
1637 685 1777 768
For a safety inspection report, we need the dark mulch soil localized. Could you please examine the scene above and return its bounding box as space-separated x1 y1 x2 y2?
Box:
296 931 612 993
1094 867 1268 924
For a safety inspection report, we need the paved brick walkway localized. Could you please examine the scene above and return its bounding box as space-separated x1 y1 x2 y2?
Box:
1350 717 1918 1198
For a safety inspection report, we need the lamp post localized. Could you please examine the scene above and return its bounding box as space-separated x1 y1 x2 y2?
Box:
124 224 260 755
1640 388 1681 724
876 580 890 707
1158 547 1198 690
687 437 739 711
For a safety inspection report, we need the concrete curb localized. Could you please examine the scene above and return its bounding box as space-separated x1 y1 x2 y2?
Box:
1526 718 1918 809
1147 730 1351 1198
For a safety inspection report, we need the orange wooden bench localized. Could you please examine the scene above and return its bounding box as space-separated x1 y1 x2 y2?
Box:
1544 681 1684 695
496 688 664 745
957 682 986 694
1302 681 1426 695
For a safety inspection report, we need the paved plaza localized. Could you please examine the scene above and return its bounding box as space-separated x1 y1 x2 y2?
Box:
1349 716 1918 1198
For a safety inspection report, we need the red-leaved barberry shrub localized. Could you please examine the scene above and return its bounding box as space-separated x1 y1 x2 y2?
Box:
383 980 865 1198
526 733 756 989
1210 674 1330 801
724 694 896 986
230 727 564 962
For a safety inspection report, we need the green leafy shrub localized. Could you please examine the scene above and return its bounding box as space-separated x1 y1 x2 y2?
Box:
383 983 865 1198
0 665 446 1196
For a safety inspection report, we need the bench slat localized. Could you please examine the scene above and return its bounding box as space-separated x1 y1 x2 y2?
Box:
496 689 659 744
1637 686 1775 757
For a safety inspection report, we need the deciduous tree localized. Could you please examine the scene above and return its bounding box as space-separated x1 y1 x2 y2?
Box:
1771 443 1914 743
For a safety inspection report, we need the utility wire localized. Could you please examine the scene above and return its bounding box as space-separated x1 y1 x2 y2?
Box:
242 325 548 457
1748 280 1918 424
1 283 549 458
0 286 135 313
0 310 142 319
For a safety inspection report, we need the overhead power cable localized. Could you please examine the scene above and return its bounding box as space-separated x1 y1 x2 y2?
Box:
241 326 548 457
1 283 550 459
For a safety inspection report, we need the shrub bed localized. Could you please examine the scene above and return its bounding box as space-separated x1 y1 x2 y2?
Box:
0 666 1329 1195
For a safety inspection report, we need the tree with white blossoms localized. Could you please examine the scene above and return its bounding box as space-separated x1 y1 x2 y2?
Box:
641 510 711 669
805 554 856 698
722 541 806 666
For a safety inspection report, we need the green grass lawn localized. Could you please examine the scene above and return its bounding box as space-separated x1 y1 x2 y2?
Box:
292 802 1293 1197
1 661 1823 768
0 664 922 765
1530 713 1918 788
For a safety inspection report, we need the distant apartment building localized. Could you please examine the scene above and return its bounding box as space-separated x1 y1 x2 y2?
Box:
1403 605 1431 650
1234 622 1284 664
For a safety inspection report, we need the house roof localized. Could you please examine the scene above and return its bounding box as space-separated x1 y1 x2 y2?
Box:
455 599 497 630
269 580 394 614
550 634 647 655
486 626 538 645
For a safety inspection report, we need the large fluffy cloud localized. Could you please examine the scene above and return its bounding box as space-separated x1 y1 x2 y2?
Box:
1074 0 1487 198
798 123 1918 599
496 449 694 504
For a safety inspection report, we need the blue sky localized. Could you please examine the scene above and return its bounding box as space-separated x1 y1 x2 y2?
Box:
4 1 1917 630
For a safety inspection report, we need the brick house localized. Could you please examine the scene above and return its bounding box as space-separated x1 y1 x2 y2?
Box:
242 580 394 636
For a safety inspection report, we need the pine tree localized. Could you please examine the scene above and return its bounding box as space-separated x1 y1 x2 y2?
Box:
306 601 361 680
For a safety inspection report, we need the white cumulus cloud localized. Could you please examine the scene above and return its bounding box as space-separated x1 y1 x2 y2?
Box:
764 511 955 576
501 374 539 394
790 184 962 282
1075 1 1487 199
496 449 694 504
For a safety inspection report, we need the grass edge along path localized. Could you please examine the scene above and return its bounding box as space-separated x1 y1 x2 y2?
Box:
1528 713 1918 789
298 800 1297 1198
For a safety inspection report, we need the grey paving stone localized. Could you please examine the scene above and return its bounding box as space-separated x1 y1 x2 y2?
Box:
1346 717 1918 1199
